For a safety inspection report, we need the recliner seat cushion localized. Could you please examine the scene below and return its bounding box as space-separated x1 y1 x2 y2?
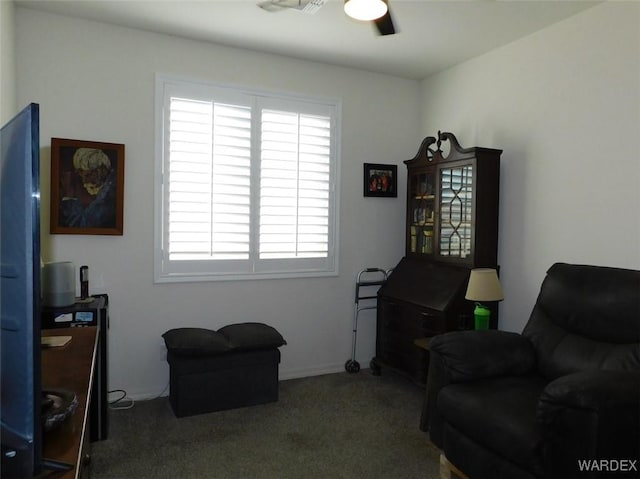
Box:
438 375 547 474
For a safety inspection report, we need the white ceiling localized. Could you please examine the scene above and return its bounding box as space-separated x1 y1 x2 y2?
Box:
15 0 599 80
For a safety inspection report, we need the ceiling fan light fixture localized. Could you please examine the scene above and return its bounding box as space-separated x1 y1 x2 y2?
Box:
344 0 388 22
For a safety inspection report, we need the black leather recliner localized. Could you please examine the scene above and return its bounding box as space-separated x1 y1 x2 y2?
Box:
426 263 640 479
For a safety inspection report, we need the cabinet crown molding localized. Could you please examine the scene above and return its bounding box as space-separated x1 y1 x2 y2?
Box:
405 131 503 167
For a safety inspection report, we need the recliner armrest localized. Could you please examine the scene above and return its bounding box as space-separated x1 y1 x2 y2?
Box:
426 330 536 447
537 370 640 478
429 330 536 383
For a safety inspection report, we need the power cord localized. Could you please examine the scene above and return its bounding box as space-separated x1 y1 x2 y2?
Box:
108 389 135 410
107 382 170 411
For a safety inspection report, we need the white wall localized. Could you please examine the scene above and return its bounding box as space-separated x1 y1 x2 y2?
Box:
420 2 640 333
15 8 421 398
0 0 16 123
15 2 638 399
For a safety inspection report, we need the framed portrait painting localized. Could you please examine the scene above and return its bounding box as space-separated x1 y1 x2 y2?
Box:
364 163 397 198
50 138 125 235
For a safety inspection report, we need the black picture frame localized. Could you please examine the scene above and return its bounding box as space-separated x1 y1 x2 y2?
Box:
363 163 397 197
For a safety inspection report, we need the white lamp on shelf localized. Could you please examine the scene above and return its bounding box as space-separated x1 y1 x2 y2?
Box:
465 268 504 330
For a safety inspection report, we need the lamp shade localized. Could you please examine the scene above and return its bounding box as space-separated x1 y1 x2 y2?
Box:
344 0 388 21
465 268 504 302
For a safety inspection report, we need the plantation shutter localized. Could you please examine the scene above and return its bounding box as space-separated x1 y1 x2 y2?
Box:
168 97 252 261
156 75 339 282
259 109 331 259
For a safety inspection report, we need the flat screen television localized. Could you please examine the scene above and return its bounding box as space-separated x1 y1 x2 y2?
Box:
0 103 42 478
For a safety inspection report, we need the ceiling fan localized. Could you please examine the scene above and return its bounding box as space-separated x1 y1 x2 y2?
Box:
258 0 397 36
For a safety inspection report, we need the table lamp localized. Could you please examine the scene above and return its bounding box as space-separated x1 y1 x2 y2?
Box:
465 268 504 330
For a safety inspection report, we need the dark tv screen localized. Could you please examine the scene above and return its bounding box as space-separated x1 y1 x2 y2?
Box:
0 103 42 478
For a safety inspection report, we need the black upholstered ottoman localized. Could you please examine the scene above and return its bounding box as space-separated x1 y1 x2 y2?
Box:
162 323 286 418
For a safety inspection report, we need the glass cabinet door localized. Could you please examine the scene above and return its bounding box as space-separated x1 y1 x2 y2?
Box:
439 164 473 259
408 171 435 255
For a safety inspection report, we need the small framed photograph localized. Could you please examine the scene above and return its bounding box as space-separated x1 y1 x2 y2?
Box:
364 163 397 198
50 138 125 235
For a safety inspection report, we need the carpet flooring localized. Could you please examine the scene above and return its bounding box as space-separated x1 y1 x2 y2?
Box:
90 370 441 479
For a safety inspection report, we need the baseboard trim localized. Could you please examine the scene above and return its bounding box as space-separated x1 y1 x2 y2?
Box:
279 363 345 380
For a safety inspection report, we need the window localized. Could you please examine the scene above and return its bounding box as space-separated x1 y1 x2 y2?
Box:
154 75 341 282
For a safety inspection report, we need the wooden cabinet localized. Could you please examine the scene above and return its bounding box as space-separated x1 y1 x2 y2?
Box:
372 132 501 385
406 132 501 267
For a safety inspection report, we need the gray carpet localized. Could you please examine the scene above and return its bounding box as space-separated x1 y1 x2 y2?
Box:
91 370 441 479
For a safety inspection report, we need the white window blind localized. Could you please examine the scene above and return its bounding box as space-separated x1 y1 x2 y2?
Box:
155 75 340 282
259 110 331 260
168 98 252 261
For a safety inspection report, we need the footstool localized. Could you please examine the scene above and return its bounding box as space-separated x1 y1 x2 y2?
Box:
162 322 286 417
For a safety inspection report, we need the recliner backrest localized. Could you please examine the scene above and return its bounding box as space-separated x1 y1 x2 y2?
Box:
522 263 640 380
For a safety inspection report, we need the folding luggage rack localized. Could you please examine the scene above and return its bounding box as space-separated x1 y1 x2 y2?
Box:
345 268 390 373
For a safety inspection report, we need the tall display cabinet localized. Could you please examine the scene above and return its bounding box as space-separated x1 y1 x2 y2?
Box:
372 132 501 384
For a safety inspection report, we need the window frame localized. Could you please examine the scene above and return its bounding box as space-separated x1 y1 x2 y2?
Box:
154 74 341 283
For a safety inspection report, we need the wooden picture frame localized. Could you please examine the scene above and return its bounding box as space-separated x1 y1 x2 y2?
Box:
50 138 125 235
363 163 397 198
